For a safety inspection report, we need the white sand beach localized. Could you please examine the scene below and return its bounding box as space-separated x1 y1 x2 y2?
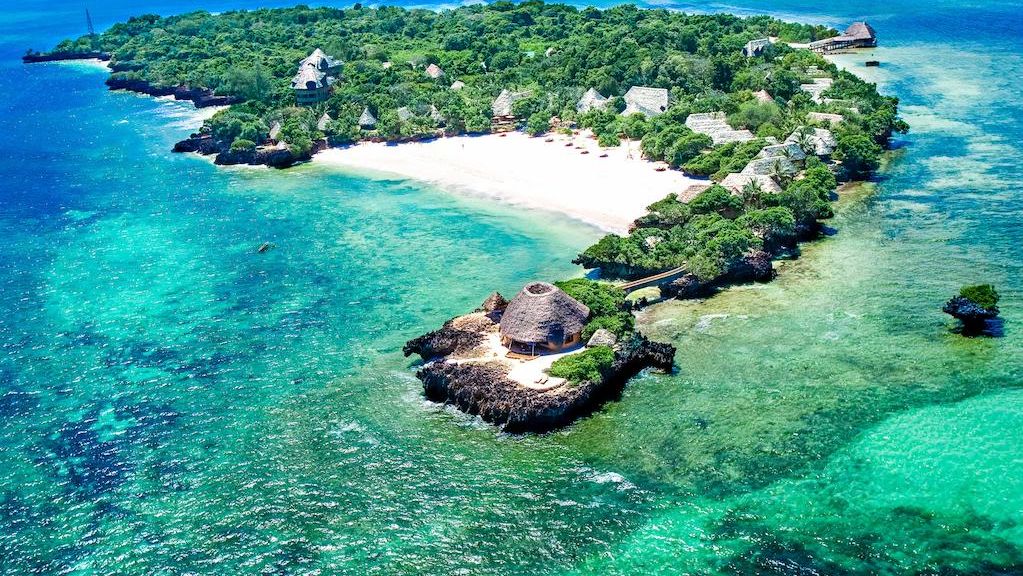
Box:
315 131 707 234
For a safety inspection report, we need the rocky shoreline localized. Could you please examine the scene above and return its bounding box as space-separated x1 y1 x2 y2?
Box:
19 53 311 167
172 133 325 169
405 294 675 433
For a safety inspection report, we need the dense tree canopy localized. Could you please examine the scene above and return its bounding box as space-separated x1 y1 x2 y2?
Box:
45 3 846 150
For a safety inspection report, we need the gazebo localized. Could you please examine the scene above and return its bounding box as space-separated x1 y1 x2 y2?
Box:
499 282 590 356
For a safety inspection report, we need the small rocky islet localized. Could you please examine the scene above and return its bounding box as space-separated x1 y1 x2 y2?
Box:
404 283 675 433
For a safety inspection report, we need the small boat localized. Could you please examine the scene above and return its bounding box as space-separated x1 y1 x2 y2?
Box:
580 150 589 154
257 242 275 253
599 153 609 158
865 60 880 67
655 166 667 172
564 142 573 147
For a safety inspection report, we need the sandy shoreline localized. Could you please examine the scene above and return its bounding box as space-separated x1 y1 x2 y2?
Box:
315 131 707 234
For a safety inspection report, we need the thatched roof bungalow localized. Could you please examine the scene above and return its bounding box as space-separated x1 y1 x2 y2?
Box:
492 89 532 118
293 49 339 105
450 80 465 91
685 112 756 145
785 127 838 156
810 22 877 53
623 86 669 118
807 112 844 126
500 282 590 354
576 88 609 114
742 156 799 178
800 77 833 103
743 38 772 57
720 172 783 195
756 142 808 163
359 107 377 129
426 63 445 79
300 48 341 75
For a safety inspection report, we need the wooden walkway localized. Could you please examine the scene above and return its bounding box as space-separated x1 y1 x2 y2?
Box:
620 266 687 294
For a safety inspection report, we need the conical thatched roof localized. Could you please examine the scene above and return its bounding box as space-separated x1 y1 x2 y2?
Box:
359 107 377 128
500 282 590 344
576 88 608 113
316 112 332 132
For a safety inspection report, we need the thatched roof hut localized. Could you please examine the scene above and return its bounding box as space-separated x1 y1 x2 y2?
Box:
785 127 837 156
720 172 783 195
807 112 844 126
492 89 532 117
450 80 465 91
685 112 756 145
576 88 609 114
743 38 771 57
300 48 340 74
623 86 669 118
500 282 590 352
426 63 445 79
316 112 333 132
756 142 808 163
359 107 377 129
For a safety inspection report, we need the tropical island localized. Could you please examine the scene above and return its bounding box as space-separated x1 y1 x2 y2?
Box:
27 3 907 431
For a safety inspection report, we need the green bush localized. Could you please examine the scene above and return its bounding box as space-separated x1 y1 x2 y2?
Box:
959 284 999 310
548 346 615 384
229 138 256 152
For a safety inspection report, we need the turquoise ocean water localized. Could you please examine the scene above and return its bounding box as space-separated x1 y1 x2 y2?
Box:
1 0 1021 573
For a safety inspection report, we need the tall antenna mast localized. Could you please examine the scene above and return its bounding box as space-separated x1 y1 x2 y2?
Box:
86 8 96 38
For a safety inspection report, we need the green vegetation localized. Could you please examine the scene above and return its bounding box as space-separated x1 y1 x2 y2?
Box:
548 346 615 384
554 278 634 340
683 138 768 179
44 3 851 155
959 284 1000 311
41 4 903 290
575 155 842 281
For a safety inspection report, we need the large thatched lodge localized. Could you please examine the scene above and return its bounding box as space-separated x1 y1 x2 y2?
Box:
810 22 877 53
499 282 590 355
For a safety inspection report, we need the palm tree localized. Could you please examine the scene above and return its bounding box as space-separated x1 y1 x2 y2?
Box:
741 179 765 209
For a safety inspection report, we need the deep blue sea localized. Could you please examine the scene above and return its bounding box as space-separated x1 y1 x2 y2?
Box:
1 0 1021 574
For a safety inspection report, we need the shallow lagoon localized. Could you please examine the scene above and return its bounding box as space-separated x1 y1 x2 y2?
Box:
1 0 1021 573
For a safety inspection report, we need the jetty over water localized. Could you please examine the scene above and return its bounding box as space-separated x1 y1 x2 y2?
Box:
621 266 688 293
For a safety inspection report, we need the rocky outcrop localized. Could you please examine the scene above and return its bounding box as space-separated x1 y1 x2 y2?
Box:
104 76 240 108
943 296 1001 336
403 321 485 360
173 136 326 169
662 251 775 300
418 334 674 433
172 134 220 155
726 249 775 283
22 51 110 63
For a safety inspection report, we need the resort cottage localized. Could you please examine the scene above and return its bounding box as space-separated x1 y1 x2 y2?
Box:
743 38 772 57
499 282 590 356
292 48 340 105
810 22 877 53
576 88 609 113
425 63 445 78
358 107 378 130
622 86 669 118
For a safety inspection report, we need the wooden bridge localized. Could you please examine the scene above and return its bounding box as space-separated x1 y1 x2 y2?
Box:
620 266 688 294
